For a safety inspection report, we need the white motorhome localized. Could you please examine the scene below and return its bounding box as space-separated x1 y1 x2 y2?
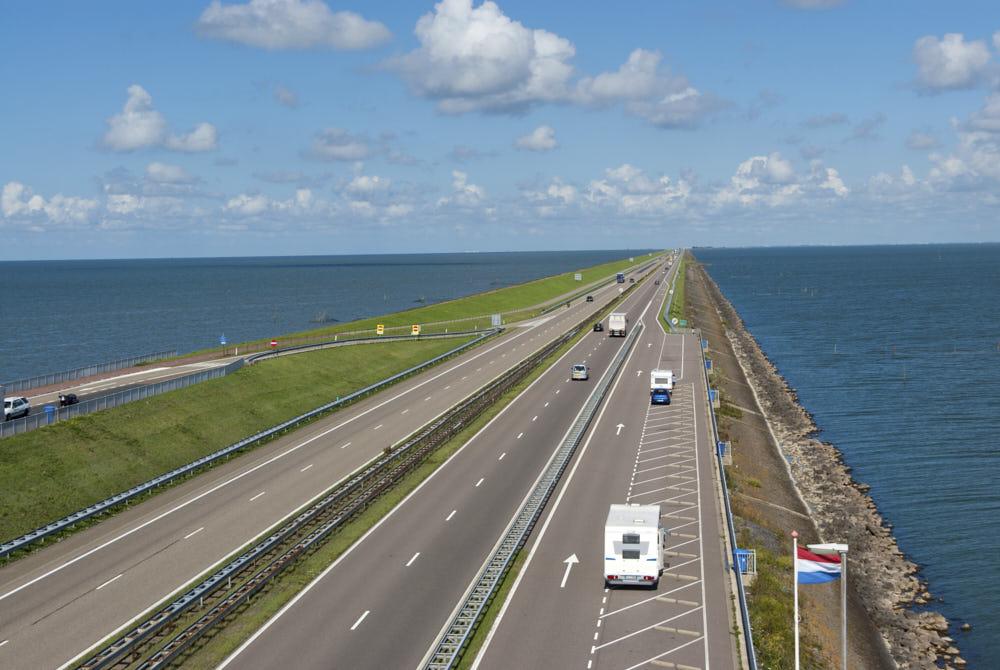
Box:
604 504 665 588
650 369 674 391
608 312 628 337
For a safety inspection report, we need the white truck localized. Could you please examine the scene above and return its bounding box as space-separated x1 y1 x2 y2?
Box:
650 369 674 405
608 312 628 337
604 504 665 588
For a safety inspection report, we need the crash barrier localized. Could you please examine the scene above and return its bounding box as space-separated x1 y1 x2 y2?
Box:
1 350 176 394
0 330 496 558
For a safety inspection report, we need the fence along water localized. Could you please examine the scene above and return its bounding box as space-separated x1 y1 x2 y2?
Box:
1 350 177 395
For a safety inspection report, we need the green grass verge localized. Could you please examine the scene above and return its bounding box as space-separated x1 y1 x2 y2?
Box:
168 296 609 670
666 251 687 328
0 337 474 543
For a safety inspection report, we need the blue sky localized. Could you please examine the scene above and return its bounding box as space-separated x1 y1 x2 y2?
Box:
2 0 999 259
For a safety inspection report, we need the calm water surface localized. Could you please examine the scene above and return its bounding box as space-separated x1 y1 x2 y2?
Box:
697 244 999 666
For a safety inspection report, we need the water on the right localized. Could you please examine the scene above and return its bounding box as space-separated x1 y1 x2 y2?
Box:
696 244 1000 667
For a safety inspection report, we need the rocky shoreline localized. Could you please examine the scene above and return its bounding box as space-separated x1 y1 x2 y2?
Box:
699 269 965 669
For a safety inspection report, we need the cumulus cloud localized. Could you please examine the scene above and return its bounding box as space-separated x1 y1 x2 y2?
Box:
145 162 196 184
1 182 99 226
388 0 720 127
713 152 847 207
196 0 391 50
437 170 486 207
345 174 391 193
102 85 218 152
913 33 992 92
585 164 691 214
224 188 318 216
515 125 558 151
309 128 370 161
274 84 299 108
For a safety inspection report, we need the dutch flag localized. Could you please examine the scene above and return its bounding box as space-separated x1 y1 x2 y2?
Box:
796 546 841 584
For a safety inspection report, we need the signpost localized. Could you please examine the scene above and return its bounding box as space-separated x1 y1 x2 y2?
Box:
411 324 421 336
219 334 227 346
376 324 384 336
574 272 582 281
270 339 277 349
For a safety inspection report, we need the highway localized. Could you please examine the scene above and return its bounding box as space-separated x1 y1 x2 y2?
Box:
217 263 673 670
0 261 658 670
473 271 739 669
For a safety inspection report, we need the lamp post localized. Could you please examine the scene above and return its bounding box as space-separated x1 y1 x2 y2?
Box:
808 542 849 670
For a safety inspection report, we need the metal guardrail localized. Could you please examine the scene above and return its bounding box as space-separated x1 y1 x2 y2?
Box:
423 322 644 669
77 282 640 670
0 330 496 558
698 335 759 670
2 350 177 394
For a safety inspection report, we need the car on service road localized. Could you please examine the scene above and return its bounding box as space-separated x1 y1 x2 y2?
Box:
3 396 31 421
586 295 594 302
59 393 80 407
593 322 604 332
571 364 590 381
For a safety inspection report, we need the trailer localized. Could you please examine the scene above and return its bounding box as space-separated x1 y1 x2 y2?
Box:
608 312 627 337
604 504 665 588
650 369 674 405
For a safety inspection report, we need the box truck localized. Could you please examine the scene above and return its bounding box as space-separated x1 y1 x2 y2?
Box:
604 504 665 588
616 272 625 283
608 312 627 337
650 369 674 405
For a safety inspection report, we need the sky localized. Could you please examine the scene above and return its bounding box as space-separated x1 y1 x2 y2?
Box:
2 0 1000 260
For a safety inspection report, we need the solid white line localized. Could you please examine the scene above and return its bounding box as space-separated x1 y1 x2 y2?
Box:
183 527 205 540
249 491 266 502
350 610 370 630
623 636 704 670
498 452 506 461
405 552 420 567
594 606 702 651
340 442 352 449
446 510 457 521
95 573 124 591
475 478 484 488
300 464 314 472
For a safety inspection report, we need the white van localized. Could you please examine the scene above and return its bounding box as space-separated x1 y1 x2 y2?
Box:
604 504 665 588
608 312 628 337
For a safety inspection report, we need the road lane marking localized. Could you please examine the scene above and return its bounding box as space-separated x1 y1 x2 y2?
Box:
532 415 538 422
249 491 266 502
405 552 420 567
544 402 549 407
475 478 484 487
373 424 383 430
300 464 314 472
183 527 205 540
424 396 432 401
498 452 506 461
446 510 457 521
350 610 370 630
444 385 451 390
555 389 560 394
340 442 352 449
96 573 124 591
401 409 409 415
517 432 523 439
0 640 7 648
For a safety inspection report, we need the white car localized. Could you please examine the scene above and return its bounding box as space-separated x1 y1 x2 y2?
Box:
3 396 31 421
571 364 589 381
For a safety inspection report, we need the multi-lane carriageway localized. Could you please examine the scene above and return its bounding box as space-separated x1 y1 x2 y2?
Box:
218 259 740 670
0 260 658 669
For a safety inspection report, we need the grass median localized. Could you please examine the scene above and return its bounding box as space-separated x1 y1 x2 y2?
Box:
0 336 475 545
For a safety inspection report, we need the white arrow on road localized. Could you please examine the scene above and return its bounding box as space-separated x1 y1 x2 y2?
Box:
616 423 625 436
636 369 643 377
560 554 580 588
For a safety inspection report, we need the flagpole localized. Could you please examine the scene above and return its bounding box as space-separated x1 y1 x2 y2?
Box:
792 530 800 670
840 548 848 670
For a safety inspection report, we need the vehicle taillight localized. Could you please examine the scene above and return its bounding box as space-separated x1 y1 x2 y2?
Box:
643 576 655 581
606 575 617 581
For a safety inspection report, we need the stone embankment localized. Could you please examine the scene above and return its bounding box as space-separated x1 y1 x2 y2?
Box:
700 267 965 669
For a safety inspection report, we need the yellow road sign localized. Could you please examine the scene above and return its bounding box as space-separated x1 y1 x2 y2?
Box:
411 324 421 335
376 324 384 335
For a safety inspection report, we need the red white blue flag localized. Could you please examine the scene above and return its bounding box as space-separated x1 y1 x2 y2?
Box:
796 546 841 584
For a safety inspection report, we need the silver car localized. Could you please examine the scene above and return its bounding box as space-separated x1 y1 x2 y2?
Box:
3 396 31 421
571 364 589 381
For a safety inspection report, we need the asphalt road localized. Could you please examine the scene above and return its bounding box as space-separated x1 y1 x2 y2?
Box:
0 261 660 670
474 280 739 669
217 262 672 670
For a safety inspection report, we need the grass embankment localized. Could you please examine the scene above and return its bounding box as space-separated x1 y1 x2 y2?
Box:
169 291 619 669
0 337 473 544
661 251 686 331
203 254 659 356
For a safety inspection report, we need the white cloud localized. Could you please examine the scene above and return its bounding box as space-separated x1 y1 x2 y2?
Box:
585 164 691 215
196 0 391 50
437 170 486 207
224 188 318 216
274 84 299 108
145 162 195 184
1 182 99 226
310 129 370 161
913 33 992 91
965 92 1000 133
515 125 558 151
713 152 847 207
102 85 218 153
346 174 391 193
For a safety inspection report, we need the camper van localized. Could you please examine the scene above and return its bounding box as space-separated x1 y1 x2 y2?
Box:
608 312 627 337
650 369 674 405
604 504 666 588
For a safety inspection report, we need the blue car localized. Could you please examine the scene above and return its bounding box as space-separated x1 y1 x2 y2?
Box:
651 389 671 405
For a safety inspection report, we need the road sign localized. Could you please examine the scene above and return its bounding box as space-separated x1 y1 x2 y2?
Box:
574 273 582 281
270 339 277 348
671 317 679 325
220 334 227 346
411 324 421 335
376 324 384 335
491 313 502 327
679 319 687 327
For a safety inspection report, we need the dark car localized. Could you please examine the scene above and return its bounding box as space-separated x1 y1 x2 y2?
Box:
629 277 635 283
654 280 660 285
59 393 80 407
593 322 604 332
586 295 594 302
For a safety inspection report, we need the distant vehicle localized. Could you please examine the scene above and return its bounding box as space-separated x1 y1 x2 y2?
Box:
586 295 594 302
593 322 604 332
650 369 673 404
654 279 660 285
59 393 80 407
604 504 666 588
571 364 590 381
616 272 625 283
3 396 30 421
629 277 635 283
608 312 627 337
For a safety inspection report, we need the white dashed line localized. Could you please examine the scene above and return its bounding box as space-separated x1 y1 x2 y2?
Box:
300 464 314 472
475 478 484 488
532 415 538 421
184 527 205 540
424 396 432 401
0 640 7 648
446 510 457 521
401 409 409 415
249 491 266 502
350 610 370 631
499 452 506 461
340 442 352 449
373 424 383 430
405 552 421 567
544 402 549 407
517 432 524 439
96 573 124 591
444 385 451 390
